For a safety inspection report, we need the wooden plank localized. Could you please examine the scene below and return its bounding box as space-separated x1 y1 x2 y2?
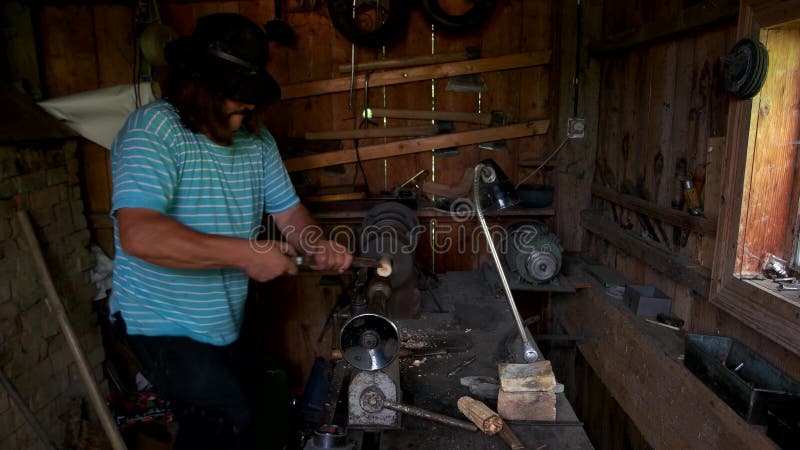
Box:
552 0 600 252
591 184 717 236
336 48 478 73
590 0 739 56
581 209 710 297
369 108 493 125
305 125 439 140
699 136 725 266
92 5 134 87
1 2 42 99
39 5 99 97
0 89 77 141
558 288 779 450
285 120 550 172
280 51 552 99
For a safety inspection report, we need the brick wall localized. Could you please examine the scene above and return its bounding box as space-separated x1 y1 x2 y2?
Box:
0 140 107 449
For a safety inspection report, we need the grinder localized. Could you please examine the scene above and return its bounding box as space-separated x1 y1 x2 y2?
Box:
339 313 403 429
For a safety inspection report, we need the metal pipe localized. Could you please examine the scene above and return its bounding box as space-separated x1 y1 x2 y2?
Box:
383 400 477 432
473 164 538 362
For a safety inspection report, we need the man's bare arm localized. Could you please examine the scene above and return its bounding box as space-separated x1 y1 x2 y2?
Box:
272 203 352 271
117 208 297 281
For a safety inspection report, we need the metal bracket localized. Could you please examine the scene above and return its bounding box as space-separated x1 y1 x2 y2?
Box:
567 117 585 139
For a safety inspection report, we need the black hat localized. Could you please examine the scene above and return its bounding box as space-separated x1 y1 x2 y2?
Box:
165 13 281 105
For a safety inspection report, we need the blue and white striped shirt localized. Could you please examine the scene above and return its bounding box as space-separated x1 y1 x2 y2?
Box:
110 100 299 345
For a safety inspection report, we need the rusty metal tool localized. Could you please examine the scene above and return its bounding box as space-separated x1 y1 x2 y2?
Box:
359 387 477 432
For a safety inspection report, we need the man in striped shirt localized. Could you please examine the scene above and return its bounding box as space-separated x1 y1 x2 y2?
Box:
110 13 352 449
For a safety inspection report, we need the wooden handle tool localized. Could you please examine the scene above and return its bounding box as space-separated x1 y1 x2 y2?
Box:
457 396 504 435
294 255 392 277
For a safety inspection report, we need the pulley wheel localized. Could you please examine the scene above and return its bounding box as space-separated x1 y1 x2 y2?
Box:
723 37 769 99
339 313 399 371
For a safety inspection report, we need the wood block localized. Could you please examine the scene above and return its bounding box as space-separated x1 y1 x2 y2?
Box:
497 390 557 421
498 360 556 392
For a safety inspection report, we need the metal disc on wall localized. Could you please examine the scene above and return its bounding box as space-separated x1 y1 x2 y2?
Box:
723 37 769 100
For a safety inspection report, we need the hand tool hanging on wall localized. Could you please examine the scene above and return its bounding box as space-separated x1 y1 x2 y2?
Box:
17 211 128 450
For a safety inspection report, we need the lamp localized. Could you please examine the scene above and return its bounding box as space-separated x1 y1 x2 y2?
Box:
472 159 539 363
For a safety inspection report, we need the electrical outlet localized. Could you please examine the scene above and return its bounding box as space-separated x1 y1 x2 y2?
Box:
567 117 585 139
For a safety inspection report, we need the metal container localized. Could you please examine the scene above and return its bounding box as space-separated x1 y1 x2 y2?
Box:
623 284 671 317
684 334 800 446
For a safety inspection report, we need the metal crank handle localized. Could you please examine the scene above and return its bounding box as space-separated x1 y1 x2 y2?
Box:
383 400 478 432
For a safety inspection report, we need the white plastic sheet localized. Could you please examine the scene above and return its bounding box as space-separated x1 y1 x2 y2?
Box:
38 83 157 150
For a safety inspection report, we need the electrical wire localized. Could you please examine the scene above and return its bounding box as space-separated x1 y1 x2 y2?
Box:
515 137 570 189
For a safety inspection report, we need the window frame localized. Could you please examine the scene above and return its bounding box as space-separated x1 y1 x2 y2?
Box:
711 0 800 356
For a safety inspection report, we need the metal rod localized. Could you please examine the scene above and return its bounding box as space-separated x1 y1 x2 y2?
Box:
17 211 128 450
383 400 477 432
473 164 538 362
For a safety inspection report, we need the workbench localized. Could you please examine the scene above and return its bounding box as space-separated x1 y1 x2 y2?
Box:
322 269 594 449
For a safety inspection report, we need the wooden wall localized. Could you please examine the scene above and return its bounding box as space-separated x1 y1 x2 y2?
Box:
32 1 558 266
30 0 561 387
583 0 800 382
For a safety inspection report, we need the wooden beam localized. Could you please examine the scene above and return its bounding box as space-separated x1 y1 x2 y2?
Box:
285 120 550 172
0 89 77 142
589 0 739 56
581 209 710 297
305 125 439 140
591 184 717 236
337 48 479 73
558 288 779 450
369 108 493 125
280 51 552 100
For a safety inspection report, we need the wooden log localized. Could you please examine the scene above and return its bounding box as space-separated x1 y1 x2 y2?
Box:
497 390 557 422
285 120 549 172
305 124 439 140
337 47 479 73
369 108 493 125
281 51 552 99
457 396 504 435
498 361 556 392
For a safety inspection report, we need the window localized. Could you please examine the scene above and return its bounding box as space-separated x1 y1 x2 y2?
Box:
711 0 800 355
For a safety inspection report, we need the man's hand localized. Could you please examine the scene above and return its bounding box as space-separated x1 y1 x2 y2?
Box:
244 240 299 282
307 239 353 273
